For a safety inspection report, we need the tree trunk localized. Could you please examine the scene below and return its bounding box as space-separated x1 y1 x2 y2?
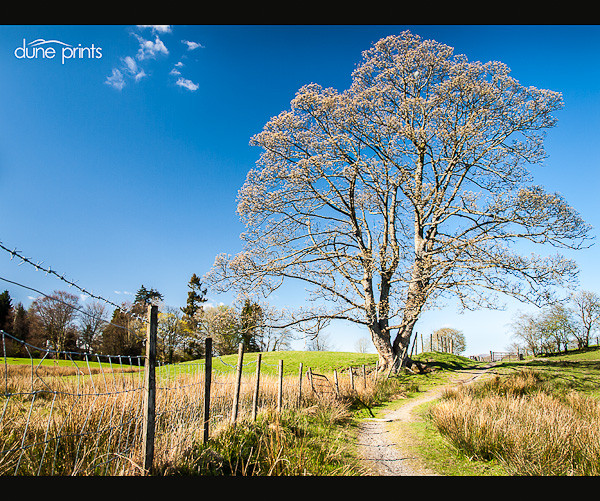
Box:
368 323 396 373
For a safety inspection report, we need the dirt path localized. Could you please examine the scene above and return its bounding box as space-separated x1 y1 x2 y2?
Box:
356 365 494 476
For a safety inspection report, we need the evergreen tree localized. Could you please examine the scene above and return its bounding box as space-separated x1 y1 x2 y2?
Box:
12 302 30 343
180 274 207 359
101 307 143 357
134 285 164 306
181 274 207 318
0 290 13 333
240 300 262 352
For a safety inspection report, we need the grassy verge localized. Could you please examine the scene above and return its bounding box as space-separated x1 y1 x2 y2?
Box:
427 348 600 476
157 365 420 476
183 348 600 476
161 405 364 476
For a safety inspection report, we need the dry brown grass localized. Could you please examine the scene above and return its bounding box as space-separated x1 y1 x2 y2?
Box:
430 370 600 475
1 360 383 475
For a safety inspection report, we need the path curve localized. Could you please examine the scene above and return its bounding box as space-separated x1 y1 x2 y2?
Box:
356 365 493 476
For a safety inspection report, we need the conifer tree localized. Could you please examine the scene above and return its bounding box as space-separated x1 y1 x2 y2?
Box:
0 290 13 333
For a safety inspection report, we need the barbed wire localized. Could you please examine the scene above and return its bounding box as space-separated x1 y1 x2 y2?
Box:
0 240 146 324
0 275 147 341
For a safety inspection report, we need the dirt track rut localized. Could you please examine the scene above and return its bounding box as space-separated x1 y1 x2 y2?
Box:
356 366 493 476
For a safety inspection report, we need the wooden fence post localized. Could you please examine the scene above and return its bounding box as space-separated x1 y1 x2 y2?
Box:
362 365 366 389
410 333 417 358
142 304 158 475
203 337 212 443
231 343 244 426
252 353 261 421
277 359 283 414
298 362 303 407
333 369 339 396
349 366 354 390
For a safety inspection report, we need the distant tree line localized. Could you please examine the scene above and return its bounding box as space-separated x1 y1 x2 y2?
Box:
0 274 294 362
510 290 600 356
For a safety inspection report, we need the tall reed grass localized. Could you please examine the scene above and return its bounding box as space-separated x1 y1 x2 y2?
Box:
430 370 600 475
159 368 413 475
1 358 405 475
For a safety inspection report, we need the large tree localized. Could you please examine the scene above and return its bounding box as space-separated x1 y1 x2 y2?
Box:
79 300 109 353
29 290 80 356
205 31 591 372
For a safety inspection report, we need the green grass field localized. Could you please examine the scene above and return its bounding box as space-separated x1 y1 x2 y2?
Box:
2 350 380 379
208 350 379 376
4 346 600 475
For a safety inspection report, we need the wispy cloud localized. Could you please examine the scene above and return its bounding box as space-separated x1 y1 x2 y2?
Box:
137 25 172 34
123 56 147 81
105 68 125 90
106 26 202 93
182 40 205 50
176 77 199 91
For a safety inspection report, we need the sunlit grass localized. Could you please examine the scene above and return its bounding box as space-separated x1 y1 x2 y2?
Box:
430 368 600 475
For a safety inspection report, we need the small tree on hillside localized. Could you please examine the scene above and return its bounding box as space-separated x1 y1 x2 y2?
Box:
570 290 600 349
429 327 466 355
539 303 576 352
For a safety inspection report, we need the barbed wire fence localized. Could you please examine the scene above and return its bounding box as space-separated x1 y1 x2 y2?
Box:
1 324 377 476
0 240 379 476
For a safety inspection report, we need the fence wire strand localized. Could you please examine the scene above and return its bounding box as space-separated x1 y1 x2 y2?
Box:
2 328 376 476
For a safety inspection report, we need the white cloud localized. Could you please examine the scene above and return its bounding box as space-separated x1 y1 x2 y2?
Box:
123 56 147 82
137 25 172 34
182 40 205 50
135 34 169 61
106 26 202 94
176 77 199 91
105 68 125 90
123 55 138 73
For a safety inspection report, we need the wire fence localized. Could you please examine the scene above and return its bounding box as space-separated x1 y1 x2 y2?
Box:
0 239 381 476
1 318 377 476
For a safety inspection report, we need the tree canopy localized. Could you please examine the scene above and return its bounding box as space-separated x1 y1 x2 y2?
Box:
205 31 592 372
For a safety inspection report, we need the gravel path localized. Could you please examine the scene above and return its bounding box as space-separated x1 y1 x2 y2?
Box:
356 366 493 476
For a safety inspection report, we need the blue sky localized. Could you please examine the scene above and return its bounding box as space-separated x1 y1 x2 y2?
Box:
0 25 599 355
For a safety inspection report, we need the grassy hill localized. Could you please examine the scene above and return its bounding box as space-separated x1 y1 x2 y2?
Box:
208 350 379 377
